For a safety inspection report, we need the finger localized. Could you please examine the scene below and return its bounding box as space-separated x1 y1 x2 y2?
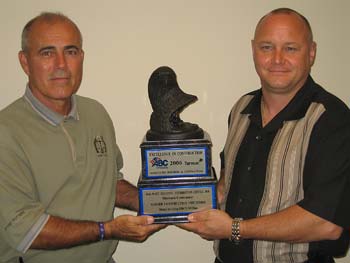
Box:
147 223 167 232
155 223 167 230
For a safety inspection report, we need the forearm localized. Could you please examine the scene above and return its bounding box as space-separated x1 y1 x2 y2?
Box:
217 169 225 205
240 205 342 243
31 213 165 249
115 179 139 212
30 216 100 249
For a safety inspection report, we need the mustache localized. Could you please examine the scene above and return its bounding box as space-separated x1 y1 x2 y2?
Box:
49 70 70 79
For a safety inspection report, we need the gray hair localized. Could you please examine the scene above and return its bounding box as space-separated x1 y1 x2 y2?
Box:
21 12 83 52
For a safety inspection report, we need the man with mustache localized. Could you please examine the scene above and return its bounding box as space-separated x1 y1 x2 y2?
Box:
179 8 350 263
0 12 164 263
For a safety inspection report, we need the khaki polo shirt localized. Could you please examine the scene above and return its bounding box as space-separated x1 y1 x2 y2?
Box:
0 88 123 262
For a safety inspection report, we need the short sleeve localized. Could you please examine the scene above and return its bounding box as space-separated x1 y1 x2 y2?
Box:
298 113 350 226
333 173 350 227
114 143 124 180
0 143 47 251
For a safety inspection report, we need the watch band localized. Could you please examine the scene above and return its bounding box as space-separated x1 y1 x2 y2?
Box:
229 217 243 244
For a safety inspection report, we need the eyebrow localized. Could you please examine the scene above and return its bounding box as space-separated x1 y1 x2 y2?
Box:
38 45 80 53
256 41 300 46
38 46 55 53
64 45 80 50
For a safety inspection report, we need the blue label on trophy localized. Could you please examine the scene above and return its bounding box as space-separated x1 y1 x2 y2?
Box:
144 147 209 178
138 133 217 223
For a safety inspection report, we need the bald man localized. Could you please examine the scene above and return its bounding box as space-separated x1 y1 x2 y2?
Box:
179 8 350 263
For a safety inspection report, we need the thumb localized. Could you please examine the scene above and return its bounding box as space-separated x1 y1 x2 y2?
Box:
188 210 213 222
188 212 203 222
138 215 154 225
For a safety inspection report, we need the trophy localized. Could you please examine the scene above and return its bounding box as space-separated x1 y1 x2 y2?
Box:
138 66 217 223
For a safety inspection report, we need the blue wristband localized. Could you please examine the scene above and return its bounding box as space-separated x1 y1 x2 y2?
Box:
98 222 105 241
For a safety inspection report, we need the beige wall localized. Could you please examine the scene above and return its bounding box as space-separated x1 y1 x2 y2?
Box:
1 1 349 262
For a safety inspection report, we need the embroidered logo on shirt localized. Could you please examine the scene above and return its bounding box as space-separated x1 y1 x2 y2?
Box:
94 136 107 156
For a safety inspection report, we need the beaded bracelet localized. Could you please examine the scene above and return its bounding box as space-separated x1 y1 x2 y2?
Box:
98 222 105 241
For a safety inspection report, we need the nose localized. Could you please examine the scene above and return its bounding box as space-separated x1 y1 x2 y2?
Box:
55 52 67 69
273 49 284 64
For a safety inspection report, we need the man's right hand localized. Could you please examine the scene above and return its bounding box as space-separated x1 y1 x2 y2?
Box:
105 215 166 242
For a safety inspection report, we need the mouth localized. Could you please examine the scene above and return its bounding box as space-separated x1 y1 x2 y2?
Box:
268 68 290 73
50 77 70 84
51 77 69 80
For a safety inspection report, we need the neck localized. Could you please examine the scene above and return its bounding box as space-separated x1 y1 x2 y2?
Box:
29 87 72 116
50 101 72 116
260 92 294 127
38 98 72 116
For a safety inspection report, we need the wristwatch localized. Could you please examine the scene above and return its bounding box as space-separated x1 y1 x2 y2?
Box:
229 217 243 244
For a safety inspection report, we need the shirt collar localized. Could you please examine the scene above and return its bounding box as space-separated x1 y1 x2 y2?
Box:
241 75 318 131
24 86 79 126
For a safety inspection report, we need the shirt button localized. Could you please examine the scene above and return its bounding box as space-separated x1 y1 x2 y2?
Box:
255 135 261 140
239 198 244 203
247 166 252 171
